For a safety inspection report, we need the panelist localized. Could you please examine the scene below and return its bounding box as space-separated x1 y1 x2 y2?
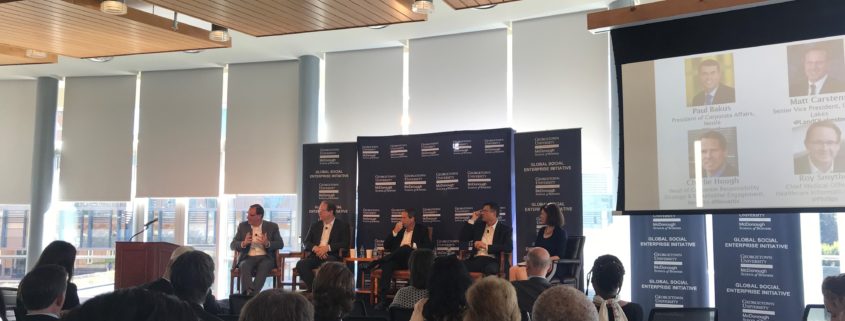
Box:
373 208 433 309
690 59 736 106
790 47 845 97
459 202 513 276
694 130 738 178
509 203 567 281
296 201 351 291
795 120 845 174
229 204 284 295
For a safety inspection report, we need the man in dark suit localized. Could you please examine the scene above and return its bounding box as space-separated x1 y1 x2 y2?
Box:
512 248 553 320
141 246 221 315
795 120 845 174
296 201 351 291
690 59 736 106
460 202 513 276
229 204 285 295
790 47 845 97
373 208 433 309
19 264 66 321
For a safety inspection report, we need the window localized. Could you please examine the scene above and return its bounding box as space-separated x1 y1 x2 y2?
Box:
146 198 176 242
187 198 218 255
0 205 28 286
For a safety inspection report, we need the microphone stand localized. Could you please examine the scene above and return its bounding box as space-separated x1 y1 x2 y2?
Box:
129 218 158 242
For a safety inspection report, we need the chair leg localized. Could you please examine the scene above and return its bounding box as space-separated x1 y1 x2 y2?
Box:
291 274 298 292
230 275 235 295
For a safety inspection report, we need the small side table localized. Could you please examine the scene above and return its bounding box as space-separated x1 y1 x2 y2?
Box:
344 257 376 304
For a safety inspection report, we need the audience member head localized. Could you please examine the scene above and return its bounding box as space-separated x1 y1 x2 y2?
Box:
823 273 845 321
539 203 564 228
238 289 314 321
62 288 197 321
589 254 626 299
423 255 472 321
312 261 354 320
34 241 76 282
319 201 337 223
19 264 67 314
464 276 520 321
170 250 215 305
163 246 195 280
248 204 265 226
525 247 552 278
409 249 435 290
532 285 598 321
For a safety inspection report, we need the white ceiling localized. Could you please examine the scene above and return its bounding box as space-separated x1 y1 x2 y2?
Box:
0 0 611 80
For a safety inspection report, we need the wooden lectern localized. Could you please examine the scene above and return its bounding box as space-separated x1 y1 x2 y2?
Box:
115 242 179 289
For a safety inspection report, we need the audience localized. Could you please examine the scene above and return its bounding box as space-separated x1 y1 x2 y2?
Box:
411 255 472 321
464 276 520 321
15 241 79 319
532 286 598 321
589 254 642 321
238 289 313 321
311 261 355 321
390 249 435 309
169 251 223 321
18 265 67 321
823 273 845 321
141 246 220 314
61 288 198 321
511 248 553 319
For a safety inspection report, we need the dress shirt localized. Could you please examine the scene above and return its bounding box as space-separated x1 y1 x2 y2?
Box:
248 223 267 256
478 221 498 257
319 218 335 250
809 75 829 95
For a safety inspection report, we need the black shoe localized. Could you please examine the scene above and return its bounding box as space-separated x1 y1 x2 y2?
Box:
373 301 389 311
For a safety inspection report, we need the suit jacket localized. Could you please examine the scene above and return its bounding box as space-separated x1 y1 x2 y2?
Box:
21 314 59 321
302 218 351 257
459 219 513 257
229 220 284 267
691 84 736 106
191 303 224 321
384 223 434 252
704 163 738 177
140 278 221 315
512 277 552 316
790 76 845 97
794 154 845 174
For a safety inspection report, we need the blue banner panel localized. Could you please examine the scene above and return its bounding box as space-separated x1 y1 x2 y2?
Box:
301 143 358 240
713 213 804 321
357 128 515 256
630 214 710 317
514 129 583 260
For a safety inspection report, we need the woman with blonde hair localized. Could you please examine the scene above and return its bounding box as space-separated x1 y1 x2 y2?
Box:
463 276 520 321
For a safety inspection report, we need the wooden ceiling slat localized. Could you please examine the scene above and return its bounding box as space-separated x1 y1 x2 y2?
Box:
318 0 381 26
373 0 423 21
444 0 519 10
338 0 400 24
359 0 407 23
278 0 354 30
287 0 358 27
0 43 57 66
307 0 371 28
198 0 299 34
258 0 335 31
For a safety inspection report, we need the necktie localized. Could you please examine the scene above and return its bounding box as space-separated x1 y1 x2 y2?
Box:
810 83 816 96
705 94 713 105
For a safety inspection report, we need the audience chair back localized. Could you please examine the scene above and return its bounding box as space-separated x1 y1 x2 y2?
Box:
802 304 827 321
648 307 717 321
551 235 585 287
389 307 414 321
0 287 13 321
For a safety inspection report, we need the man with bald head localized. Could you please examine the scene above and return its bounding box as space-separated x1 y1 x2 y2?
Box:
532 286 599 321
511 247 553 320
790 47 845 97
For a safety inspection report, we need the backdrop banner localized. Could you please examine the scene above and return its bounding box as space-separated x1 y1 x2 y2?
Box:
713 213 804 321
301 143 358 244
630 214 710 317
514 129 583 259
357 128 515 257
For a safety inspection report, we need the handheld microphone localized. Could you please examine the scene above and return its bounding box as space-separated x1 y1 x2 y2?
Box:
144 217 159 227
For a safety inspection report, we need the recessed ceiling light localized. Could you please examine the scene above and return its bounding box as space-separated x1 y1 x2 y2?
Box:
25 49 48 59
368 25 388 30
87 56 114 63
209 24 230 42
100 0 127 15
474 4 496 9
183 49 203 54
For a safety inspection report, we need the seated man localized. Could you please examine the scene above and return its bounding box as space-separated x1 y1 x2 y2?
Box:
170 251 223 321
229 204 284 295
141 246 220 314
459 202 513 276
296 201 350 291
373 208 433 309
19 264 67 321
511 248 553 320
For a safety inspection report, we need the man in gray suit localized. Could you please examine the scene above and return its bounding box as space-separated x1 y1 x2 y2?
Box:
230 204 284 295
511 247 553 320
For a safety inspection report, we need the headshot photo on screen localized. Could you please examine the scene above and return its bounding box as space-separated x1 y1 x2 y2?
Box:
788 39 845 97
794 120 845 175
686 54 737 107
688 128 739 178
